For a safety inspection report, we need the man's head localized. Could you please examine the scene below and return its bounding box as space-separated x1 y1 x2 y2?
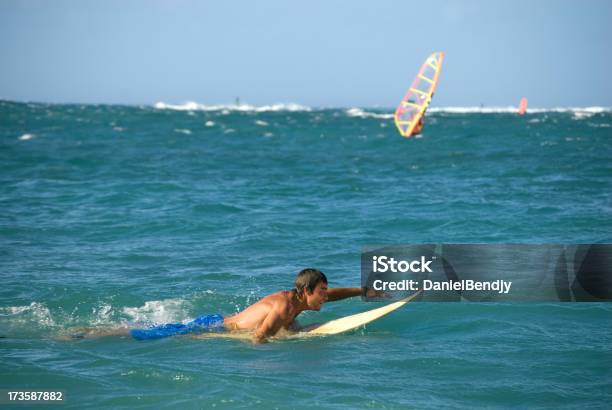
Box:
294 268 328 310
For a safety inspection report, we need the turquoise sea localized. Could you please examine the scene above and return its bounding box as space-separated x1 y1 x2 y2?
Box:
1 100 611 408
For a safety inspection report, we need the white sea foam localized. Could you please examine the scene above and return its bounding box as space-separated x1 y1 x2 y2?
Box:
154 101 312 112
0 302 55 326
573 113 590 120
346 108 393 119
174 128 192 135
122 298 192 325
255 120 269 126
205 121 215 127
154 101 201 111
91 303 115 325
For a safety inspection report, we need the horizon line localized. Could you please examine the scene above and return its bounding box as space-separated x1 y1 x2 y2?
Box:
1 98 611 112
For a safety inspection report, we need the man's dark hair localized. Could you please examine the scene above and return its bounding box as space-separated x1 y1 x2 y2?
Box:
294 268 327 296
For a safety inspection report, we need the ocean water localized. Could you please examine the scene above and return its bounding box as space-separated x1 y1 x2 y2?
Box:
1 100 611 408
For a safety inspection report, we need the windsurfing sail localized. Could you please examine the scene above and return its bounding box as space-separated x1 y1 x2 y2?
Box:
394 52 444 137
518 97 528 115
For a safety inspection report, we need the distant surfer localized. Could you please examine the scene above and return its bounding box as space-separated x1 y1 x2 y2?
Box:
68 269 366 343
394 52 443 138
518 97 528 115
411 92 437 136
411 116 424 136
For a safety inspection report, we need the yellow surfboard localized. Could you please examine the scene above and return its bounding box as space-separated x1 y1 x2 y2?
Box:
304 291 420 335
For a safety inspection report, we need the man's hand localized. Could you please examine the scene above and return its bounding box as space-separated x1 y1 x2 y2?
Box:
363 287 392 299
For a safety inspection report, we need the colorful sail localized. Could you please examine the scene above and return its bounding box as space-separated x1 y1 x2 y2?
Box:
394 52 444 137
518 97 528 115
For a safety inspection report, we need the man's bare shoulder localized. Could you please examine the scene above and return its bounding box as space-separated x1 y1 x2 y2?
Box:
260 290 293 311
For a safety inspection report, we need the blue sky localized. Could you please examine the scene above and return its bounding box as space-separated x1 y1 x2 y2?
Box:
1 0 611 107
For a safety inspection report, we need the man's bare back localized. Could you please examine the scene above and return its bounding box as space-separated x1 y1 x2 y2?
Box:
225 278 363 342
224 290 300 332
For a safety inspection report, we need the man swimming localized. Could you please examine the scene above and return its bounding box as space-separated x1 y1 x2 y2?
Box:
70 268 363 343
224 268 361 343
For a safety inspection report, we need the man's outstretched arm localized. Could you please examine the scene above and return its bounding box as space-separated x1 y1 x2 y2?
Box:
327 287 361 302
